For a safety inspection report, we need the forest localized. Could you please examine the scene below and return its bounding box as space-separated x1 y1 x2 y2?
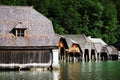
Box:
0 0 120 44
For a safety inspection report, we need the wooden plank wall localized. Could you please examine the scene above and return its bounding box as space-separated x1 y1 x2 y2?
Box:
0 50 51 64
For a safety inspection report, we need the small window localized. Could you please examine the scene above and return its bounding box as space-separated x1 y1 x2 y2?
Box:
15 29 26 37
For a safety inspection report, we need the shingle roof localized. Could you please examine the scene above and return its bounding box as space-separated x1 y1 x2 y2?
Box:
0 6 50 22
62 34 91 44
93 42 103 53
107 46 118 55
62 34 93 48
88 37 107 46
0 6 56 46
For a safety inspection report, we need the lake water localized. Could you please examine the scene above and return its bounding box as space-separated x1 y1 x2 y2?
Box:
0 61 120 80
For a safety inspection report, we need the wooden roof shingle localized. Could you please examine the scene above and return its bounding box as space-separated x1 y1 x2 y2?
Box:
0 6 56 47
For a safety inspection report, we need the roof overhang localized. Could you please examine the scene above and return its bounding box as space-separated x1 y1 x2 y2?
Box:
0 46 58 50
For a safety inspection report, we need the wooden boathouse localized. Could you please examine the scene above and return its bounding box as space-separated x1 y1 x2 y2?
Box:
56 34 119 62
0 6 57 69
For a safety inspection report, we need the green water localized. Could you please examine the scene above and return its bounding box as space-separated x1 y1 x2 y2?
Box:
59 61 120 80
0 61 120 80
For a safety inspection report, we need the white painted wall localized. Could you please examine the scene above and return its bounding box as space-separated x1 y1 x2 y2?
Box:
118 51 120 60
52 49 59 68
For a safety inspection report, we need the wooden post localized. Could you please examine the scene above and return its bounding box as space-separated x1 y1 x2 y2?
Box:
49 49 53 71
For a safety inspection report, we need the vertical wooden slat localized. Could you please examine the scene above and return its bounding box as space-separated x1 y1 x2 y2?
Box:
0 49 51 64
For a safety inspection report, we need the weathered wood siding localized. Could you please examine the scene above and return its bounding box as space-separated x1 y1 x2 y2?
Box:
0 50 51 64
0 46 58 69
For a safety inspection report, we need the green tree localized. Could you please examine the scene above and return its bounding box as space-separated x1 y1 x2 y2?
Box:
101 0 118 44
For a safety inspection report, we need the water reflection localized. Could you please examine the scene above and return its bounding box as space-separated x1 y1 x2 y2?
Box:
59 61 120 80
0 71 54 80
59 62 81 80
0 61 120 80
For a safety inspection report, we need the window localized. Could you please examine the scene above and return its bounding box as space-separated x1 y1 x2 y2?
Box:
17 29 25 37
15 28 26 37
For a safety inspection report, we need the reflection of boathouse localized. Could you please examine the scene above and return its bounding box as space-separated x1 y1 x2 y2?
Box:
0 6 57 69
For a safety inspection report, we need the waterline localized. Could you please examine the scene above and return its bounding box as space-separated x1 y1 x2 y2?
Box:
0 61 120 80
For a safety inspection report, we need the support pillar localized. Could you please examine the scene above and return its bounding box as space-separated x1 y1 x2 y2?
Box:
52 49 59 69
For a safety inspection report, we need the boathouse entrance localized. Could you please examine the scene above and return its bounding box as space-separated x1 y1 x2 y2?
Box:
100 47 108 61
91 49 96 61
67 43 82 62
58 37 68 60
84 49 89 61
